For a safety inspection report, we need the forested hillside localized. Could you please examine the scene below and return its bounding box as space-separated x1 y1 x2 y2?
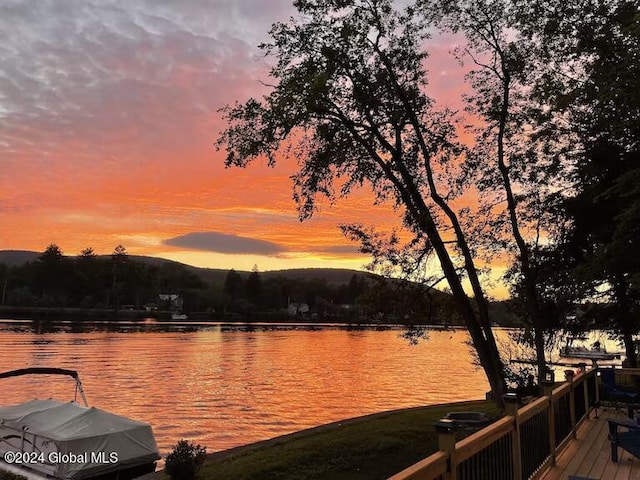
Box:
0 247 468 324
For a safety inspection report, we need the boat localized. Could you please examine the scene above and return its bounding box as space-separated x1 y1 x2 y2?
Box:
0 368 160 480
559 338 620 361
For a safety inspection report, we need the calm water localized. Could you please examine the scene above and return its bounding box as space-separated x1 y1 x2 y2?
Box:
0 320 489 456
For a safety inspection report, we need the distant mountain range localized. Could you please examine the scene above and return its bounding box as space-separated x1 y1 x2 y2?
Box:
0 250 39 267
0 250 521 325
0 249 370 286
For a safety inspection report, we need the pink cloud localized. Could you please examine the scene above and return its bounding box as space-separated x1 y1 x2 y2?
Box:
0 1 508 298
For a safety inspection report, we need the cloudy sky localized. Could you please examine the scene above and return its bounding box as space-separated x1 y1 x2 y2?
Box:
0 0 471 276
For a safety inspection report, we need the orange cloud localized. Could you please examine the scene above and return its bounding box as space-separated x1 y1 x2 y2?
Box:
0 2 517 299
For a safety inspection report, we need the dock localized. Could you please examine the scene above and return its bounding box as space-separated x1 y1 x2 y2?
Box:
389 367 640 480
541 408 640 480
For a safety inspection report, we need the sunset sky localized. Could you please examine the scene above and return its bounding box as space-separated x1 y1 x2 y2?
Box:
0 1 505 292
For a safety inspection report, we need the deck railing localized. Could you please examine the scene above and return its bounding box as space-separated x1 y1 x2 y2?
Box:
389 366 599 480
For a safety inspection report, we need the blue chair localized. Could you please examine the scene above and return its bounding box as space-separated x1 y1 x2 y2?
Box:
600 369 639 402
609 418 640 461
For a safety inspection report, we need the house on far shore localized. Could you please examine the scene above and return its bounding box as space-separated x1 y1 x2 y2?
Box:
143 303 158 312
158 294 183 311
287 302 310 316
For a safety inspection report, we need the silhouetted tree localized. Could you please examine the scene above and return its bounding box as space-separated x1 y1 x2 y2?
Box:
421 0 557 385
217 0 507 401
0 263 8 306
245 265 263 307
39 244 64 262
223 269 244 302
524 0 640 364
35 244 70 305
73 247 102 307
110 244 128 311
80 247 95 258
347 275 366 303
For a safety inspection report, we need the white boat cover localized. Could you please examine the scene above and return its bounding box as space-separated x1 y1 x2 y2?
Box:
0 399 159 479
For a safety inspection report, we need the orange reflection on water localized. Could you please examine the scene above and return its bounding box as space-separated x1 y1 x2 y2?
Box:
0 323 488 455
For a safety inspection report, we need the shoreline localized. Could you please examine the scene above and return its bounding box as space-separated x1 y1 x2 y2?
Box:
0 305 523 328
0 309 466 328
138 399 500 480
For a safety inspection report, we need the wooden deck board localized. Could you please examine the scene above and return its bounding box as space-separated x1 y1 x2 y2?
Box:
586 419 615 479
572 416 609 478
540 409 640 480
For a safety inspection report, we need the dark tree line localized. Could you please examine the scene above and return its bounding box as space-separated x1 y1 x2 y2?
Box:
220 266 369 317
0 244 206 312
530 0 640 366
1 245 457 321
218 265 460 322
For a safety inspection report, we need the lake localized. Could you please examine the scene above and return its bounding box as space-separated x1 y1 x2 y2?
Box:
0 319 490 455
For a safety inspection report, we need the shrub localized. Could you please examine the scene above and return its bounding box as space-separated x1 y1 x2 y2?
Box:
0 471 28 480
165 439 207 480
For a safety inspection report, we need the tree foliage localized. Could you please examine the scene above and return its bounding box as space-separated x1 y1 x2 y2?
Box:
0 246 207 312
421 0 567 383
217 0 508 402
2 248 402 320
522 0 640 362
165 440 207 480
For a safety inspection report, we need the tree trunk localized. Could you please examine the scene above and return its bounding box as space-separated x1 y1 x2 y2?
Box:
371 43 507 405
415 212 507 408
523 276 548 388
495 67 548 387
615 275 638 369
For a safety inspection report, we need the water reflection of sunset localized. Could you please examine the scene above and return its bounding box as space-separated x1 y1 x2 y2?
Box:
0 323 488 454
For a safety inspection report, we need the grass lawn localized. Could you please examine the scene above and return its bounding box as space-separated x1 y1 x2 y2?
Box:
182 400 501 480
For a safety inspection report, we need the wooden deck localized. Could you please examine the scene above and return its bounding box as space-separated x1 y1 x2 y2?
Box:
541 408 640 480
